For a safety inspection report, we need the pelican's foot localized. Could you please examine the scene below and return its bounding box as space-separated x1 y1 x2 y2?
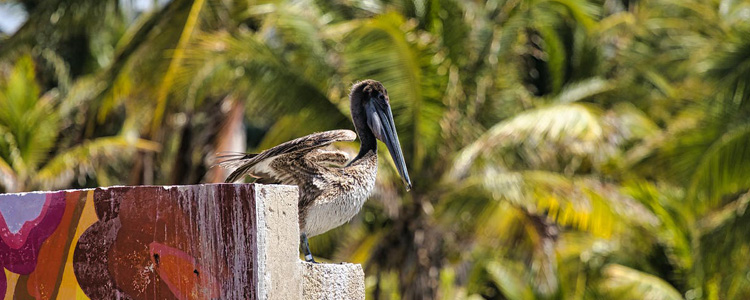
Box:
301 233 319 264
305 254 319 263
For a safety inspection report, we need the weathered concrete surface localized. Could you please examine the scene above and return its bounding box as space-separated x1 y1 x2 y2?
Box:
302 262 365 300
253 184 302 300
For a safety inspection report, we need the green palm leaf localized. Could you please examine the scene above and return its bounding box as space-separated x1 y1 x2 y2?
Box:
449 103 608 179
35 136 160 189
554 77 612 104
600 264 684 300
341 12 446 171
177 10 351 133
486 261 535 300
688 125 750 209
0 157 16 192
463 169 657 237
0 55 58 178
152 0 206 134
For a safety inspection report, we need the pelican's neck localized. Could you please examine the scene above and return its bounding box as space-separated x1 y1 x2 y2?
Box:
353 130 377 162
350 84 377 163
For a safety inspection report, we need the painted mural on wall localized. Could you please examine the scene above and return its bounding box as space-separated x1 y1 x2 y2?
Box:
0 184 258 300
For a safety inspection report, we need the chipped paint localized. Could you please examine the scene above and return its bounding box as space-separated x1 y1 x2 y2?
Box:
0 184 259 299
0 183 361 300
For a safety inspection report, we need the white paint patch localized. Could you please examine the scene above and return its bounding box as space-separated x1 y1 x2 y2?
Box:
0 193 46 233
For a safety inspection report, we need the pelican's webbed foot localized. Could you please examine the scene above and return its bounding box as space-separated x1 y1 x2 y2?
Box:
301 233 318 263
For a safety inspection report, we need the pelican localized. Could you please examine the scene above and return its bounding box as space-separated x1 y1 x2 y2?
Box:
219 80 411 262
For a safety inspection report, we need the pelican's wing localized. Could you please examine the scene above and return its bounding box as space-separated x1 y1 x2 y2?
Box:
308 149 351 166
219 129 357 183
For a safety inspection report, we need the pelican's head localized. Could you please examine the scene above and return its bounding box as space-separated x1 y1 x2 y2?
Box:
350 80 412 191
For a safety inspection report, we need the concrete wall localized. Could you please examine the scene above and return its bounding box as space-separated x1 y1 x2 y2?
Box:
0 183 364 299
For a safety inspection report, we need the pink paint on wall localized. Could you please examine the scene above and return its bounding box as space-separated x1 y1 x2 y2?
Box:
0 192 66 295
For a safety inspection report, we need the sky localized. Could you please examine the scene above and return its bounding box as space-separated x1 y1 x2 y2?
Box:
0 3 27 34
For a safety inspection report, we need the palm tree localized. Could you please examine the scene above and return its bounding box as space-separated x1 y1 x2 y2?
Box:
0 54 157 192
619 1 750 298
170 0 680 298
6 0 750 299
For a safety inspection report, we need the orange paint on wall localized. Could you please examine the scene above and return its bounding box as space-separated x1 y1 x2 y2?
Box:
56 191 97 300
27 191 84 299
149 242 220 300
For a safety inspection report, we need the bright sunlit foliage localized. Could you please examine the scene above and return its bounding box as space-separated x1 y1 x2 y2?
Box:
1 0 750 299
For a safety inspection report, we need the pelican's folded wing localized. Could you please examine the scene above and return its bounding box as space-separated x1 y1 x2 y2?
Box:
219 129 357 183
308 149 351 166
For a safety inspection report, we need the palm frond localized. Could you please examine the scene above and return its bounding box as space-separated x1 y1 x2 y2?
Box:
342 12 447 170
431 0 471 66
0 55 58 173
537 24 567 94
695 190 750 297
624 107 703 180
39 48 72 95
35 136 160 190
152 0 206 134
622 180 692 271
485 261 535 300
256 110 355 151
547 0 599 31
611 103 660 141
0 157 16 192
704 29 750 116
696 191 750 234
177 24 350 130
333 224 387 265
90 0 196 128
688 125 750 208
448 103 610 179
0 54 40 123
0 124 26 185
600 264 684 300
474 169 657 237
554 77 612 104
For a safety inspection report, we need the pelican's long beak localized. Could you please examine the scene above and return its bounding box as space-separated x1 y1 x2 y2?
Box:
366 99 412 191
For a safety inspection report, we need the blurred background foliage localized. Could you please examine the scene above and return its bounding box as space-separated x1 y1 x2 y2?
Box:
1 0 750 299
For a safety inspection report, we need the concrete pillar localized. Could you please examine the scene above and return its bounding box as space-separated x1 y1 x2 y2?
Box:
302 262 366 299
0 183 364 299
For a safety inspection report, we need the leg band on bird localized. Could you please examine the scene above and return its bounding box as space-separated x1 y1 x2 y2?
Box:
301 233 317 263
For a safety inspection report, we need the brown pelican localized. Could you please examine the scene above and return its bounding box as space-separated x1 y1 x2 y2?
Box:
219 80 411 262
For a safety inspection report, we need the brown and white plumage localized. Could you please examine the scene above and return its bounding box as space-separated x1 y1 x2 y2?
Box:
218 129 374 236
219 80 411 262
219 130 356 183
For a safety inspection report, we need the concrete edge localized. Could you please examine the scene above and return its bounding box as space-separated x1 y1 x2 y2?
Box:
254 184 302 300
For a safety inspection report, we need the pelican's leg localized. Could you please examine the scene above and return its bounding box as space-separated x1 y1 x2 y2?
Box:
301 233 317 263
